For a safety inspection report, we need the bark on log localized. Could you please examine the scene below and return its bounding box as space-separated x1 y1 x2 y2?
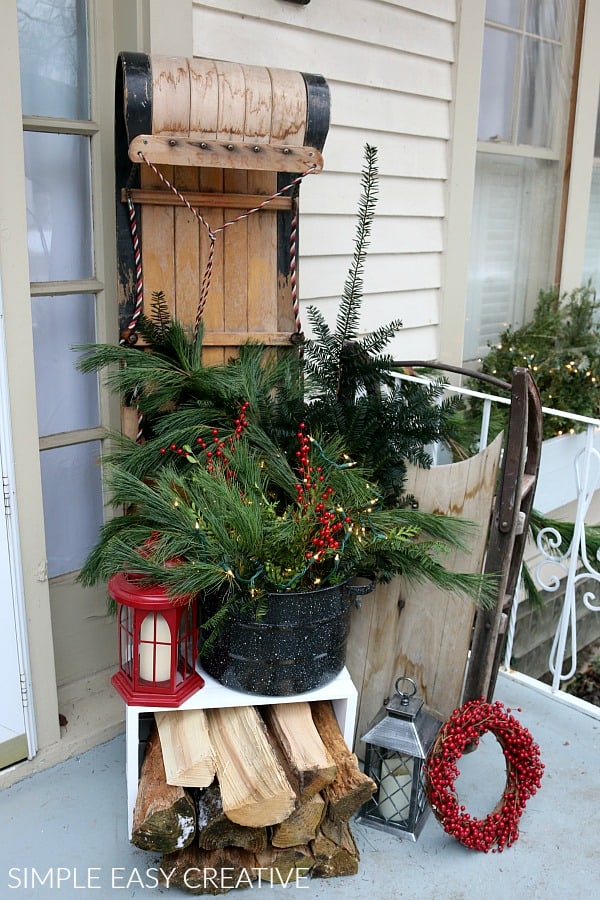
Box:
262 703 337 800
311 701 376 821
311 814 360 878
161 844 258 894
206 705 296 827
271 792 326 848
263 846 314 885
196 783 268 853
131 725 196 853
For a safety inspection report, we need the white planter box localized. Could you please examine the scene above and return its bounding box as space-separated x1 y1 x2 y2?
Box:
534 430 600 514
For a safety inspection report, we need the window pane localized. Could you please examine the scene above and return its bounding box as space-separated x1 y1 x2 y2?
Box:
582 168 600 291
24 131 93 282
478 27 519 142
40 442 104 578
517 37 560 147
18 0 89 119
525 0 564 40
465 154 560 361
32 294 99 437
486 0 523 28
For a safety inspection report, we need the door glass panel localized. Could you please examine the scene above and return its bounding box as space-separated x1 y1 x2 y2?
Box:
478 27 519 142
18 0 90 119
32 294 99 436
486 0 523 28
40 442 104 578
23 132 93 283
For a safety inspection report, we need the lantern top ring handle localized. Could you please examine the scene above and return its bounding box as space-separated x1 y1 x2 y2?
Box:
395 676 418 705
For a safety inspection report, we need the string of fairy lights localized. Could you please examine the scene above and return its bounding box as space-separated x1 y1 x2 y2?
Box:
482 341 599 437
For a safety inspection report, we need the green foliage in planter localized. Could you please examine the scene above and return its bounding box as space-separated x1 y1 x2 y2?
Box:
457 283 600 451
78 421 494 641
76 144 492 625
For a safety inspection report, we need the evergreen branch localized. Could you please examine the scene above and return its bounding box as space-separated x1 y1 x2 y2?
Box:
337 143 379 348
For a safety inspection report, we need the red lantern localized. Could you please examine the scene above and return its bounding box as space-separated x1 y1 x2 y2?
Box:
109 572 204 707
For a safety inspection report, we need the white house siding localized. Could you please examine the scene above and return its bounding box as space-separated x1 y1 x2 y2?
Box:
191 0 456 359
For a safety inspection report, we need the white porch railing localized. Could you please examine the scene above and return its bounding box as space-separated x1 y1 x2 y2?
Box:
391 370 600 694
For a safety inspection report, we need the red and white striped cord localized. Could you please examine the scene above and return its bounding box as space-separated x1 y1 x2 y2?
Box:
122 195 144 343
289 194 301 335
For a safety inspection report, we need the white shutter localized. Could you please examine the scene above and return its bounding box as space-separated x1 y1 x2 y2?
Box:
464 152 559 361
583 167 600 290
465 155 529 360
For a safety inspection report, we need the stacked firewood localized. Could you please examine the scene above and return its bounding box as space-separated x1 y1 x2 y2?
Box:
132 700 376 893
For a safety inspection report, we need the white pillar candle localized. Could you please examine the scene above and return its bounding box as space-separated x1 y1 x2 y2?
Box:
139 612 172 682
378 756 413 822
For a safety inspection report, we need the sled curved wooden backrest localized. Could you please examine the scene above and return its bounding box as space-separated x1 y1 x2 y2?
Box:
347 366 543 754
115 52 329 364
346 432 504 755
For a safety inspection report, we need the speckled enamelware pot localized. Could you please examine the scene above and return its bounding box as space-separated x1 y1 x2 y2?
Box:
201 581 354 696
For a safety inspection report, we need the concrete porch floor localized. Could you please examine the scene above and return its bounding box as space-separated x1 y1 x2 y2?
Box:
1 671 598 900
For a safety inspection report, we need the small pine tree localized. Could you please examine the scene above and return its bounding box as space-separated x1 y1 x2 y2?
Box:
302 144 457 502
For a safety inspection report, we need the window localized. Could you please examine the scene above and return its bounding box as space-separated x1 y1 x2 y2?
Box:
583 93 600 291
464 0 578 362
18 0 104 577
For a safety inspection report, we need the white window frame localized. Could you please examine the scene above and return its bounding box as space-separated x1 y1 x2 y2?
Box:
478 5 574 156
443 0 600 366
21 0 118 578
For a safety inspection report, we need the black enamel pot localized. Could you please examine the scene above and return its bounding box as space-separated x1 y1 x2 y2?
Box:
201 580 372 696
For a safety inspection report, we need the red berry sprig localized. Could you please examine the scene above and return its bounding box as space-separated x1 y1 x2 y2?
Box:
424 698 544 853
293 424 348 564
159 400 251 472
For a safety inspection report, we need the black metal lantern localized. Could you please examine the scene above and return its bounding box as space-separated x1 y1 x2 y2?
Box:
356 676 442 840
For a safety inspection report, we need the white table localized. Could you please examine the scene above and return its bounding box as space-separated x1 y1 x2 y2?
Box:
125 665 358 836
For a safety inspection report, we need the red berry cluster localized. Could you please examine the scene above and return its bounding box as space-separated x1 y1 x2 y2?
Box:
159 401 250 471
293 422 313 504
159 442 193 460
424 698 544 853
294 424 350 563
305 498 349 561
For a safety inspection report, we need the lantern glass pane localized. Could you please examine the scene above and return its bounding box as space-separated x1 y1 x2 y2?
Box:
139 612 172 684
177 604 198 674
121 604 135 679
361 743 429 838
374 748 414 824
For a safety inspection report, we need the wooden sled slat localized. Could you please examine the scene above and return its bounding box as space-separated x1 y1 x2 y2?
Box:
129 135 323 172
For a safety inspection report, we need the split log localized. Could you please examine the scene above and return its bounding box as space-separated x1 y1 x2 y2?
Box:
196 782 268 853
132 724 196 853
260 846 314 885
262 703 337 799
311 814 360 878
161 844 258 894
155 709 216 788
206 705 296 827
311 701 376 821
271 793 326 848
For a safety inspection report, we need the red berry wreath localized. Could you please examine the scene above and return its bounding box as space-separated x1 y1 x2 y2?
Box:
424 698 544 852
